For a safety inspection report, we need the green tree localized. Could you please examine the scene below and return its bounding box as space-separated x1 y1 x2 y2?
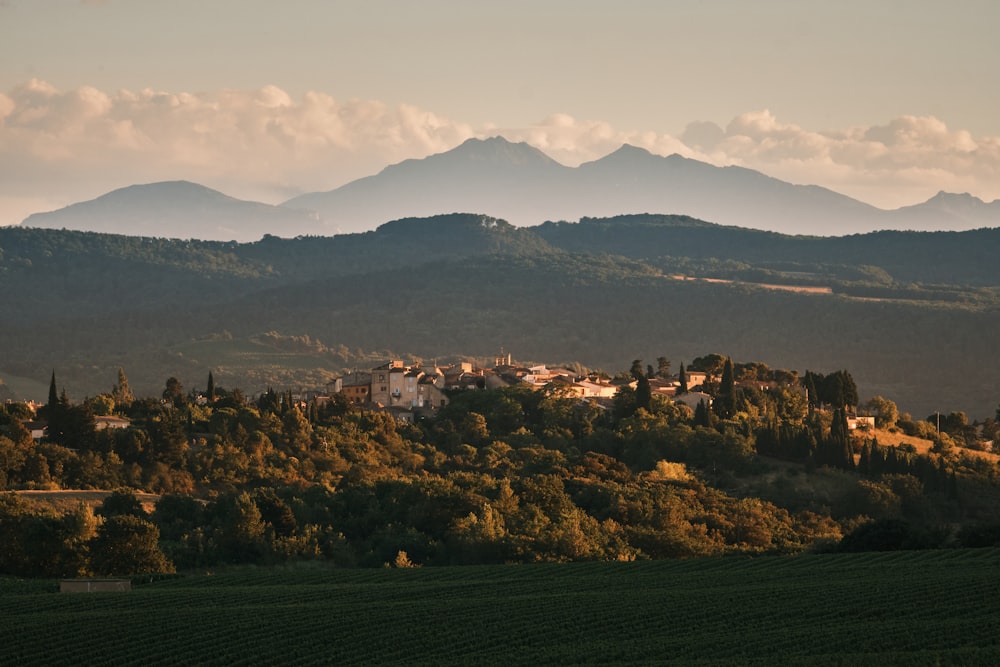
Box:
111 368 134 412
256 489 297 538
864 396 899 429
656 356 672 379
206 371 216 403
281 405 313 455
87 393 116 417
215 492 266 563
96 489 149 520
691 354 726 376
88 514 174 576
678 363 688 395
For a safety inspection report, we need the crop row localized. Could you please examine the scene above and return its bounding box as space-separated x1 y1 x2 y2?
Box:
2 549 998 665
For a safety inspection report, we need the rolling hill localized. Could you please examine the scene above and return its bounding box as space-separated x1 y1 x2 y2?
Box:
1 215 999 418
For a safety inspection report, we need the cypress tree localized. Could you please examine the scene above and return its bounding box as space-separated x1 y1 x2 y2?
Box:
694 399 712 428
858 442 872 474
714 357 736 420
869 438 884 476
678 363 688 395
827 407 853 470
47 371 58 409
804 371 819 409
839 370 859 410
112 368 134 412
207 371 216 402
635 374 652 412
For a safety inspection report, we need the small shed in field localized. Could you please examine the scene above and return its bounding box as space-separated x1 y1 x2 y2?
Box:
60 579 131 593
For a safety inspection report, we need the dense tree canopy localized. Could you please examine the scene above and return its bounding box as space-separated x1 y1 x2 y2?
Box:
1 353 997 575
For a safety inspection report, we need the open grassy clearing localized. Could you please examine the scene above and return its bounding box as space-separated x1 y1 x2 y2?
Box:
874 429 999 464
2 549 998 666
13 489 161 514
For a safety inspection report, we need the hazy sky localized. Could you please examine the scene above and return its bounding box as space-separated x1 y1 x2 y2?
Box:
1 0 998 226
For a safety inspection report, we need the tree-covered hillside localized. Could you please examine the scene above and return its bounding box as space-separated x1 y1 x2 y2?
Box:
2 215 999 417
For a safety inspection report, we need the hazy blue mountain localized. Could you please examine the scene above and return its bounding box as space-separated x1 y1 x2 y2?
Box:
568 146 885 235
285 138 999 236
284 137 571 233
18 140 1000 240
886 191 1000 230
21 181 327 242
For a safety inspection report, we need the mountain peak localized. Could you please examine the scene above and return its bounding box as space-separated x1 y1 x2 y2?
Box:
445 136 561 166
580 144 665 170
926 191 984 205
22 180 321 242
93 180 237 206
612 143 654 156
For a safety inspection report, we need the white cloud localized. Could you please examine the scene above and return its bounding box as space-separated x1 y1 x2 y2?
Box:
709 110 1000 207
0 80 479 221
1 80 998 227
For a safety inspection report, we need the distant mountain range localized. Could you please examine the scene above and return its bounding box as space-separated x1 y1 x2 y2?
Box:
21 181 325 242
18 137 1000 241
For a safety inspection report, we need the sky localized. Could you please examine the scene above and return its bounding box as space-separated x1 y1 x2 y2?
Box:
1 0 998 227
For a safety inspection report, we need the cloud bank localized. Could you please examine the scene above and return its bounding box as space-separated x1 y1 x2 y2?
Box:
2 80 998 226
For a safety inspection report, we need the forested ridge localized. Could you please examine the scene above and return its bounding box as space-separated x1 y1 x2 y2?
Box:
2 213 999 417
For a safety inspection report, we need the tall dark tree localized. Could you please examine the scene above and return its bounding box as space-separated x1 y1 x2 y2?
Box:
656 356 671 379
63 401 97 450
629 359 644 380
163 377 184 409
47 371 58 412
256 490 297 538
803 371 820 409
45 389 74 446
96 489 149 520
678 363 688 395
258 387 280 415
820 370 857 410
714 357 736 420
827 407 854 470
207 371 216 403
694 399 714 428
635 374 652 413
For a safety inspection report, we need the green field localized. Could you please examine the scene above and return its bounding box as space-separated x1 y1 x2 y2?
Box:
2 549 998 666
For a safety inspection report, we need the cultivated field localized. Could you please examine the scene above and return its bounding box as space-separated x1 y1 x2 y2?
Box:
2 549 998 665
